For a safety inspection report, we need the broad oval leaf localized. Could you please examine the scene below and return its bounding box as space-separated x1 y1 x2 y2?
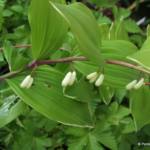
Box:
50 2 104 65
29 0 68 59
7 78 93 128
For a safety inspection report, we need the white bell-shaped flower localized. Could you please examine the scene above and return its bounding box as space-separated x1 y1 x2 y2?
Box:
68 71 76 86
89 75 98 83
126 80 137 90
134 78 144 89
20 75 34 89
61 72 72 87
86 72 98 80
95 74 104 87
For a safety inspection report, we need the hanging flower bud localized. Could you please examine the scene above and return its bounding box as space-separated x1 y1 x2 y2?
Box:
68 71 76 86
95 74 104 87
86 72 98 80
61 72 72 87
89 74 98 83
134 78 144 89
126 80 137 90
20 75 34 89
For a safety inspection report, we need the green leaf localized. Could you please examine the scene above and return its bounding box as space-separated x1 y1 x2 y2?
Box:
98 24 110 40
11 5 23 13
7 78 93 128
122 118 136 133
11 129 52 150
50 2 104 65
0 95 26 128
87 134 102 150
95 131 117 150
99 85 114 105
128 50 150 70
92 119 118 150
68 136 87 150
29 0 68 59
2 9 13 17
105 102 131 126
109 20 129 40
102 40 138 60
3 41 28 71
65 78 97 102
34 137 52 150
65 127 87 137
97 15 111 25
34 65 64 88
116 105 131 120
113 7 131 20
127 36 150 70
0 51 4 62
147 24 150 37
130 87 150 130
0 3 4 31
124 19 142 34
68 129 104 150
90 0 118 7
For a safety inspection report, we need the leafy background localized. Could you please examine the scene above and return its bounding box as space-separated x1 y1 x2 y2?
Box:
0 0 150 150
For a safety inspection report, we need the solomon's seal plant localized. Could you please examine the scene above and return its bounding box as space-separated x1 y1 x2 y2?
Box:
0 0 150 149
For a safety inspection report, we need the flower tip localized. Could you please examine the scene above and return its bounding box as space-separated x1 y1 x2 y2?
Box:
126 80 137 90
61 72 72 87
95 74 104 87
68 71 76 86
86 72 98 80
134 78 144 90
20 75 34 89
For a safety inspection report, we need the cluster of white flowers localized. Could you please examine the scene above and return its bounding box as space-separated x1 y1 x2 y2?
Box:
86 72 104 87
126 78 144 90
61 71 76 87
61 71 104 88
20 71 145 91
20 75 34 89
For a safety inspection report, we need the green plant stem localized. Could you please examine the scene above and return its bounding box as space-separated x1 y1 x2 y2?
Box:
145 83 150 85
30 57 150 75
106 59 150 74
0 70 22 81
28 56 87 68
1 56 150 84
0 44 31 52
